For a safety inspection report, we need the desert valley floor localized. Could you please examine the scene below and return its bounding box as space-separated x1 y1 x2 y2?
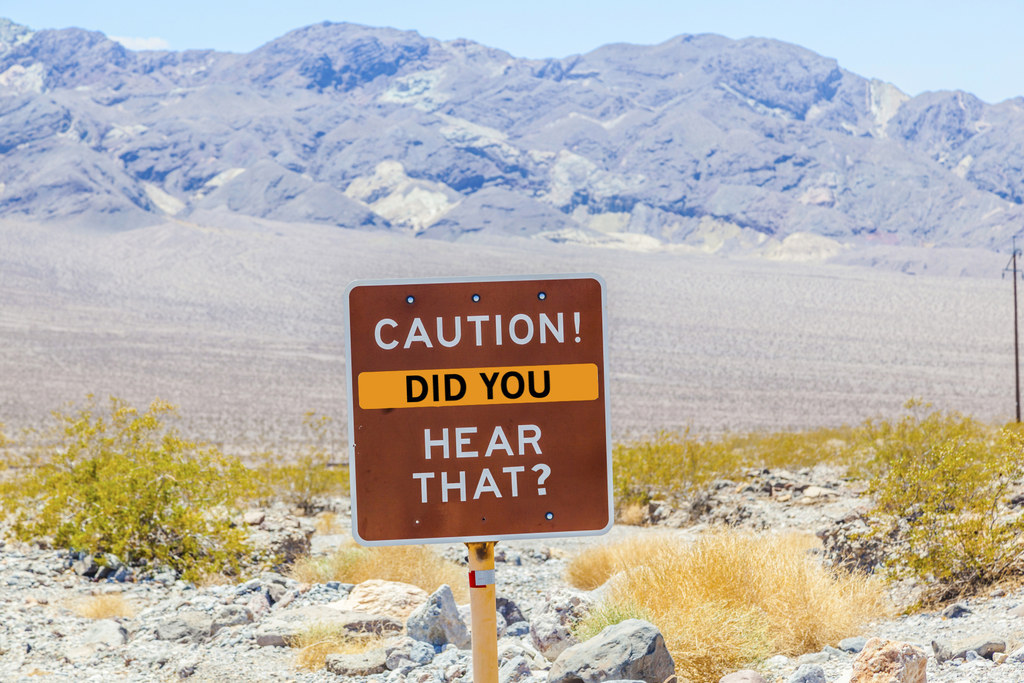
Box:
0 215 1014 446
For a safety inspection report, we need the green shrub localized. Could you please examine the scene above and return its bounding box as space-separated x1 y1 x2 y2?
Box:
863 401 1024 601
612 425 861 509
257 412 348 513
612 429 735 506
0 397 257 581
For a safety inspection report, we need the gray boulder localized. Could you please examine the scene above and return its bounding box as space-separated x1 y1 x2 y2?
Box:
325 649 388 676
839 636 868 653
383 635 435 670
80 619 128 648
547 618 674 683
530 590 593 661
154 611 213 643
254 605 401 647
406 584 471 649
788 664 826 683
210 604 253 636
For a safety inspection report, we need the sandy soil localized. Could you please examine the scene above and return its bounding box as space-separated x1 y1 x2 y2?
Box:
0 216 1015 447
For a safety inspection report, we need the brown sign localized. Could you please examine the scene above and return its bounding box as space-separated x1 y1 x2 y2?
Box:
345 274 611 545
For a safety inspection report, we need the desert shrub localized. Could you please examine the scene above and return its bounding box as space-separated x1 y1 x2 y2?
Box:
612 425 861 510
613 429 736 506
290 540 468 602
719 425 863 472
0 397 257 581
256 413 348 513
565 532 888 683
861 401 1024 601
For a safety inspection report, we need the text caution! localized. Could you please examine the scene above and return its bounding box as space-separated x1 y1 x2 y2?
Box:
358 363 599 409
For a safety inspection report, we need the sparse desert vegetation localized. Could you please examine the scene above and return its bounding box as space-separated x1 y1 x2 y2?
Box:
289 541 469 602
2 394 1024 680
568 532 890 683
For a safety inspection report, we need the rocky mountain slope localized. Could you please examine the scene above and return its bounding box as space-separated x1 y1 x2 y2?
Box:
1 17 1022 256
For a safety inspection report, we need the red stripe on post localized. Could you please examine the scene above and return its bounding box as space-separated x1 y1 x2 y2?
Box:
468 569 495 587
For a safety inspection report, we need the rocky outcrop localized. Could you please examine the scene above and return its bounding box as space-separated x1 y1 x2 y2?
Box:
547 618 675 683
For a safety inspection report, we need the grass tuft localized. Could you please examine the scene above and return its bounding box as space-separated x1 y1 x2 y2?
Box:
567 532 889 683
70 593 136 619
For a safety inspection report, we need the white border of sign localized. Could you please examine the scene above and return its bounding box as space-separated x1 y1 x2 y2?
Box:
344 272 613 546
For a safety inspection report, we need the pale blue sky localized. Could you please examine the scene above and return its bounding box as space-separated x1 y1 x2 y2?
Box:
4 0 1022 103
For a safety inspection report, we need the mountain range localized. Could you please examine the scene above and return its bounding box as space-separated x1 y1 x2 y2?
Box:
1 17 1022 258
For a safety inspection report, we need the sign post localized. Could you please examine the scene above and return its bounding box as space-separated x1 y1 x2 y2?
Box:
466 541 498 682
345 274 612 681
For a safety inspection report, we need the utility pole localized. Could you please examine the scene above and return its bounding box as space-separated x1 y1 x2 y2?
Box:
1005 237 1022 422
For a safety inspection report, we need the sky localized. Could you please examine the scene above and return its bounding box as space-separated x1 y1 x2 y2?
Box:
3 0 1022 104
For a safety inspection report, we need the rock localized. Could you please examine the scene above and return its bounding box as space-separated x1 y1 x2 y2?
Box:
93 554 123 580
210 605 253 636
176 658 198 678
1009 603 1024 618
246 511 313 564
243 510 265 525
547 618 675 683
720 671 768 683
80 619 127 648
498 636 547 669
255 605 402 647
265 582 287 605
406 584 471 650
932 634 1006 662
246 590 271 619
505 621 531 637
1008 644 1024 662
496 595 527 626
851 637 926 683
839 636 868 653
154 611 214 643
325 649 388 676
529 590 593 661
331 579 428 619
383 635 435 669
993 652 1009 664
73 555 98 578
787 664 825 683
941 602 971 618
499 655 534 682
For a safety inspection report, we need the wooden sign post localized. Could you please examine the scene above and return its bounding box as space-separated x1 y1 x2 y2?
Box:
345 274 612 681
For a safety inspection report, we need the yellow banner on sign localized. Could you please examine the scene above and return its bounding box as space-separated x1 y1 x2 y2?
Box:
358 363 599 409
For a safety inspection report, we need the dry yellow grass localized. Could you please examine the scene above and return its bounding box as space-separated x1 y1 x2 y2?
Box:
314 511 345 535
567 531 890 683
291 540 469 602
289 622 385 670
617 502 646 526
70 593 136 619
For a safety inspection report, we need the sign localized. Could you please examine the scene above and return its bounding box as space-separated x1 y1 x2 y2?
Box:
345 274 612 545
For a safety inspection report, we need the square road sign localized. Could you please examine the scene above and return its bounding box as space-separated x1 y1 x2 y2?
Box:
345 274 611 545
